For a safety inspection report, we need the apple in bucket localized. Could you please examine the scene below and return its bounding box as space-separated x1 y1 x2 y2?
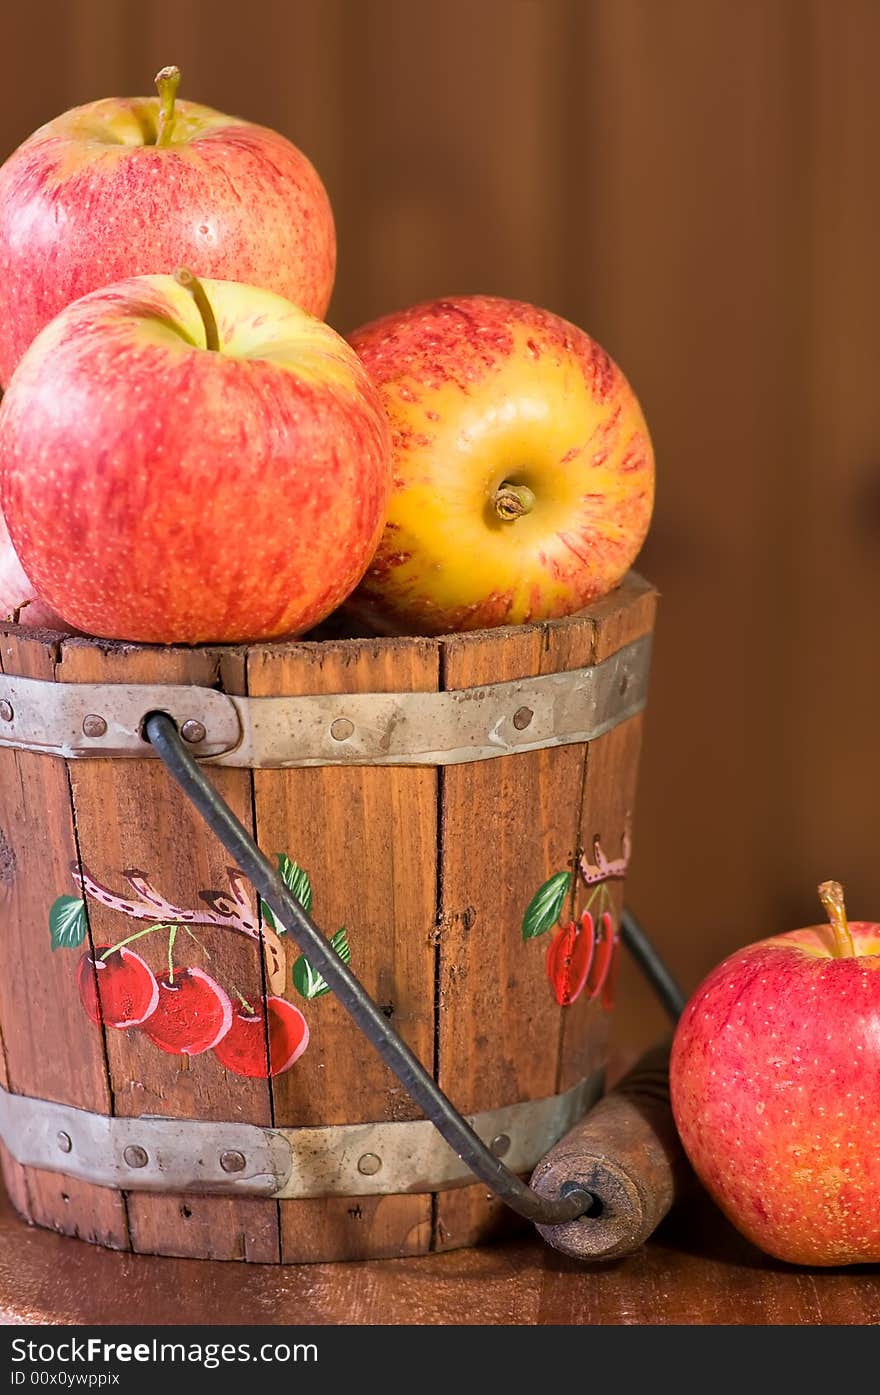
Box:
348 295 654 634
0 271 392 644
0 66 335 385
671 880 880 1266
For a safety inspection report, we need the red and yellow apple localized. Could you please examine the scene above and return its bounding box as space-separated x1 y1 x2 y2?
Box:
0 272 392 644
0 66 335 386
348 295 654 634
671 881 880 1266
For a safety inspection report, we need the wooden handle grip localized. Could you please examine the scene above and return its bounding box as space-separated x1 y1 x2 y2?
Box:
530 1041 688 1261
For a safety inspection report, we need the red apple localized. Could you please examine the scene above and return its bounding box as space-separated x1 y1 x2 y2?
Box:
141 966 233 1055
0 66 335 385
0 272 392 643
214 996 309 1078
77 945 159 1029
671 880 880 1266
348 295 654 634
0 513 73 630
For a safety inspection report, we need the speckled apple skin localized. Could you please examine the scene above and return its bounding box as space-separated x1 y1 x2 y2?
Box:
0 95 335 386
0 275 391 645
349 295 654 634
670 923 880 1266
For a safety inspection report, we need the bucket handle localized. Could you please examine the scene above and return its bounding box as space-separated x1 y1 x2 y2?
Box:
145 711 683 1235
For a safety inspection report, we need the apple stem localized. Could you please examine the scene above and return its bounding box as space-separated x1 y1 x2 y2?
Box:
173 267 220 352
493 482 536 521
154 65 181 147
818 879 856 958
167 924 178 984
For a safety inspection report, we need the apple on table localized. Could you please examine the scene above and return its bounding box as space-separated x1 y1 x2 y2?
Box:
348 294 654 635
0 65 335 387
0 270 392 644
671 880 880 1266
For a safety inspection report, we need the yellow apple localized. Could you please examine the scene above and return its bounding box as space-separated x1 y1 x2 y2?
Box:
348 295 654 634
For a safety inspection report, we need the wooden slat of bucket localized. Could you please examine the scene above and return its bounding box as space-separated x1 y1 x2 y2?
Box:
434 577 656 1249
248 638 439 1263
61 643 280 1263
433 613 593 1249
0 715 32 1235
559 582 658 1090
0 629 129 1248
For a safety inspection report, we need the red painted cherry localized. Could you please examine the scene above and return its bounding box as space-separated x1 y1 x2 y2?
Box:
77 946 159 1028
546 910 595 1006
214 996 309 1078
587 910 617 1003
141 966 233 1055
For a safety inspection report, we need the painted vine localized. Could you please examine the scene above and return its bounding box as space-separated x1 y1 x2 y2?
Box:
49 854 349 1078
521 832 630 1008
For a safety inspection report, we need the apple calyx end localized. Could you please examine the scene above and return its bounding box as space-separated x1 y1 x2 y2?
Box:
154 65 181 147
818 879 856 959
493 482 536 522
173 267 220 353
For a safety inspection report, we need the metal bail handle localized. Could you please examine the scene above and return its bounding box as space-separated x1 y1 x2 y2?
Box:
145 712 683 1233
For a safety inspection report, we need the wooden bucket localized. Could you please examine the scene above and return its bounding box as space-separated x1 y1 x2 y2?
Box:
0 572 655 1264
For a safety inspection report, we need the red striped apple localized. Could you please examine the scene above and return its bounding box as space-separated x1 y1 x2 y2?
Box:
671 881 880 1266
0 66 335 386
348 295 654 634
0 272 392 644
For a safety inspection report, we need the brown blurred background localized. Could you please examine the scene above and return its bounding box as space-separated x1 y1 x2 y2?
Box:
1 0 877 1056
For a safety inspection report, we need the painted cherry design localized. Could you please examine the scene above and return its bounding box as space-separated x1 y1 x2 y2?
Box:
141 966 233 1055
214 996 309 1078
587 910 617 1005
77 946 159 1029
546 910 595 1006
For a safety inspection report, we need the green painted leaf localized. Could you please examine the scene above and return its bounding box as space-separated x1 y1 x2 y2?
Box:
292 926 351 1000
329 926 351 964
521 871 571 941
260 854 312 935
277 854 312 911
49 895 87 951
292 955 324 1000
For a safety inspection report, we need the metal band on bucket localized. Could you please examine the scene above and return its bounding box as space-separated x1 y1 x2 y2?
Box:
0 634 650 767
0 1072 602 1199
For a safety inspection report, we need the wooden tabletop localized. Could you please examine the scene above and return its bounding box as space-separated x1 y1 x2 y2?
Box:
3 1180 880 1326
